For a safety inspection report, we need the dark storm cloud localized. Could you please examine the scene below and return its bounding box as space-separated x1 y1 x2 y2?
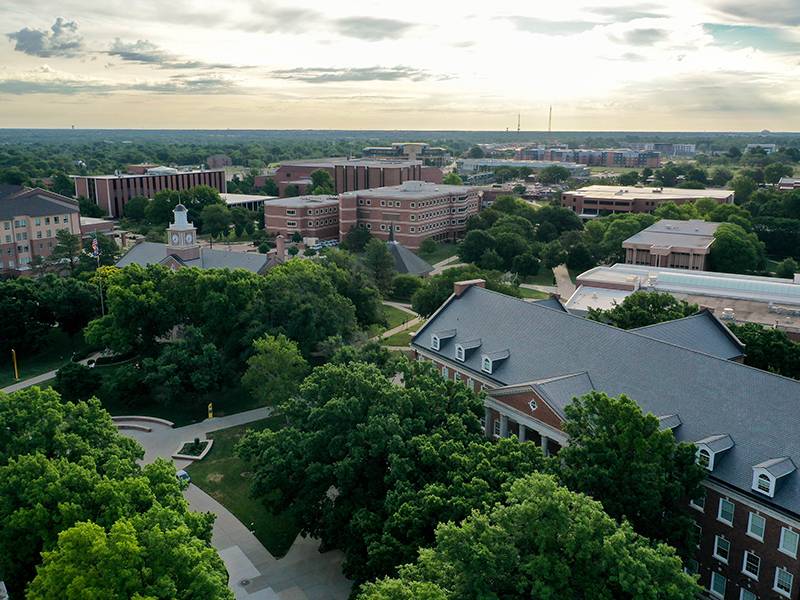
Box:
7 17 83 57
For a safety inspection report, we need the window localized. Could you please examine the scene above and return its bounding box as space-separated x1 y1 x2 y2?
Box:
528 399 538 412
53 216 59 224
3 222 8 230
690 491 706 511
380 224 386 231
286 221 296 227
45 217 50 225
455 346 465 361
742 551 760 579
34 217 41 226
779 528 799 558
286 209 296 216
36 231 42 239
718 498 735 526
739 589 756 600
492 419 500 437
698 448 712 469
756 473 772 495
467 378 474 391
710 572 727 598
714 535 730 563
747 513 766 541
454 372 461 382
441 365 448 379
775 568 794 597
481 356 492 373
431 335 440 351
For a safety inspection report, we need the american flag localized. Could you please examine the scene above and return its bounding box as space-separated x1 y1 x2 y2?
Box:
91 236 100 257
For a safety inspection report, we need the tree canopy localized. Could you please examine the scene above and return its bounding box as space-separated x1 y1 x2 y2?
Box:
587 291 699 329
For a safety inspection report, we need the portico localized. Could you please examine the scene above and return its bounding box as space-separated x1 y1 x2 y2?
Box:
483 396 567 456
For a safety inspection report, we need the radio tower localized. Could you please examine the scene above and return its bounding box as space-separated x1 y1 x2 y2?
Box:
517 113 520 133
548 106 552 133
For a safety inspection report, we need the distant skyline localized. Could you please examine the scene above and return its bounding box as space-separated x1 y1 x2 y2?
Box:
2 0 799 131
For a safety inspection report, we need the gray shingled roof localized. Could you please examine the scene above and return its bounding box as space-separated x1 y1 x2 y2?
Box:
531 296 568 312
531 372 595 418
0 187 79 220
388 241 433 276
116 242 271 274
412 285 800 515
755 457 796 479
632 311 745 360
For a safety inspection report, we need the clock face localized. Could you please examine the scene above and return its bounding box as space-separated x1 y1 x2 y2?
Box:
186 234 193 243
171 234 179 244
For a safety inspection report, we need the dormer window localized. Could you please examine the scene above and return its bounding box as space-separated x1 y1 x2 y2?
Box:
695 434 734 472
480 349 509 375
431 335 440 351
430 329 456 352
455 339 481 362
698 448 711 469
482 356 492 373
752 458 795 498
456 345 465 361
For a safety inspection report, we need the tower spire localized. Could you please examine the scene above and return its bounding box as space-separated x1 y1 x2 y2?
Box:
388 223 396 243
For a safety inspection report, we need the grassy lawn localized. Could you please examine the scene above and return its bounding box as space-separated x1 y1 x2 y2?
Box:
382 321 424 347
517 287 550 300
522 269 556 286
186 416 299 558
383 304 414 329
417 242 459 264
0 330 89 388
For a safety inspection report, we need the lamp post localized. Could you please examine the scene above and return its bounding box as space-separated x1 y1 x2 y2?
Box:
11 349 19 381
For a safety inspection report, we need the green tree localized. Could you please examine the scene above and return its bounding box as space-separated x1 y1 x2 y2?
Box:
458 230 495 264
418 238 438 255
541 240 567 269
731 175 758 204
310 169 335 195
319 248 384 327
242 334 309 407
467 145 484 158
478 248 504 270
559 392 706 558
708 222 764 273
80 233 119 271
391 273 423 301
364 237 396 293
728 323 800 380
55 362 103 402
775 257 799 279
359 473 700 600
284 183 301 197
765 163 793 184
565 242 594 271
144 193 176 225
587 291 699 329
710 167 734 187
200 203 232 247
537 165 571 184
49 172 75 197
0 278 54 355
618 170 639 186
442 172 463 185
511 252 540 276
410 266 520 317
47 229 83 276
492 232 528 270
123 196 148 221
230 206 254 237
36 275 99 335
78 197 105 218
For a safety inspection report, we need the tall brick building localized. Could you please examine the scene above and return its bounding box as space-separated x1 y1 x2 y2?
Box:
413 280 800 600
263 195 340 241
338 181 481 250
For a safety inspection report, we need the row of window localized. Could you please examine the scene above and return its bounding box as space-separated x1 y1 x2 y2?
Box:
709 568 793 599
356 196 474 209
4 215 70 230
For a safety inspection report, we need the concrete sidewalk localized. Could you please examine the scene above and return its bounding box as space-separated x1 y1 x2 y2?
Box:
1 352 102 394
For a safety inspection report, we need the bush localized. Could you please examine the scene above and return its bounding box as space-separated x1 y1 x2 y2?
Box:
391 274 423 301
418 238 438 255
55 363 102 402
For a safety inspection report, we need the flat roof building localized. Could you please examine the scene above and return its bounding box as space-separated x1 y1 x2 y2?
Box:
339 181 481 250
562 185 734 217
221 193 277 212
622 219 721 271
264 195 340 241
457 158 590 179
778 177 800 191
362 142 451 167
73 167 226 219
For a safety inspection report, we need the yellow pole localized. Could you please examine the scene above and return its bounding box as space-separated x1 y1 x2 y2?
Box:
11 349 19 381
207 402 213 419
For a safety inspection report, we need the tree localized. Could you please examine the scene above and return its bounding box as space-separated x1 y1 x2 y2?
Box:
442 172 463 185
731 175 757 204
364 237 395 292
587 291 699 329
478 248 504 270
200 203 232 247
230 206 254 237
47 229 82 276
492 232 528 270
0 278 53 355
511 252 540 276
728 323 800 380
765 163 793 184
710 167 734 187
28 509 233 600
727 146 742 159
36 275 99 335
341 227 373 252
319 249 385 327
260 178 279 196
55 362 103 402
144 193 175 225
78 197 105 218
49 172 75 197
458 230 495 264
410 266 520 317
618 170 639 186
565 242 594 271
541 241 567 269
776 257 799 279
123 196 148 221
242 334 309 407
559 392 706 558
310 169 335 195
284 183 301 197
391 274 423 301
359 473 700 600
467 145 484 158
418 238 438 256
708 222 764 273
537 165 571 184
80 233 119 270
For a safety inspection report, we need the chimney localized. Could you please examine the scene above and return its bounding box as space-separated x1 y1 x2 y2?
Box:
275 234 285 261
454 279 486 297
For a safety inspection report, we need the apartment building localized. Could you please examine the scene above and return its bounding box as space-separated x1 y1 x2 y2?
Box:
413 279 800 600
562 185 734 216
338 181 481 250
517 147 661 168
622 219 721 270
0 185 81 274
263 195 340 241
456 158 590 179
73 166 226 218
362 142 451 167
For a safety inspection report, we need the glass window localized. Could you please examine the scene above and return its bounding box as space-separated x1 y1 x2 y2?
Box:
53 216 59 224
441 365 448 379
698 448 711 469
779 528 799 557
718 498 735 525
34 217 41 226
775 568 794 596
710 572 726 598
467 378 474 391
747 513 765 541
453 372 461 382
45 217 50 225
690 491 706 511
742 551 760 578
492 419 500 437
714 535 730 563
740 589 756 600
757 473 772 494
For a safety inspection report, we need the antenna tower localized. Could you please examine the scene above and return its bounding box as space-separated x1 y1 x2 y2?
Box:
548 106 552 133
517 113 520 133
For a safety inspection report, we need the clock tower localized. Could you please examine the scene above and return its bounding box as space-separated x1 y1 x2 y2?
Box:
165 204 201 261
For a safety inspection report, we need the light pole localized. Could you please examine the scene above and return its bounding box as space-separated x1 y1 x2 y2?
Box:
11 349 19 381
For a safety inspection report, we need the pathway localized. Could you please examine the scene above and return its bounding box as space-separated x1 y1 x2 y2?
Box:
1 352 102 394
553 264 576 300
370 317 423 342
430 255 464 275
118 409 352 600
520 283 558 294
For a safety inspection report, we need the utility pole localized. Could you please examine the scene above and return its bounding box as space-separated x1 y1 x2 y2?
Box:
517 113 521 133
548 106 553 133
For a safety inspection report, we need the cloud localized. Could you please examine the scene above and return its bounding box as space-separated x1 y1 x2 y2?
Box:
506 16 598 34
619 28 669 45
267 65 447 83
704 23 800 53
711 0 800 26
334 17 416 40
7 17 83 57
588 4 665 21
107 38 244 69
243 5 319 33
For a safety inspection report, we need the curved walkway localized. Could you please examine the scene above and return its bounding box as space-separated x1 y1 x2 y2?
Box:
1 351 102 394
118 409 352 600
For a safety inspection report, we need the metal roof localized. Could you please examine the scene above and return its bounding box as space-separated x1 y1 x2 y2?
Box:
116 242 271 274
0 187 79 220
632 311 745 360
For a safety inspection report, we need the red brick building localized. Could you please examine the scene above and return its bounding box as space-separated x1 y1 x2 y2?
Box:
562 185 734 216
263 195 340 241
338 181 481 250
73 167 226 218
413 280 800 600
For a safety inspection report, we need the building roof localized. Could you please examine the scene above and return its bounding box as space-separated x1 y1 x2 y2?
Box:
340 180 476 200
263 195 338 209
0 187 79 220
566 185 734 201
221 193 277 206
387 234 433 276
632 310 745 360
72 168 224 180
116 242 271 274
412 284 800 516
457 158 587 172
278 157 422 169
531 295 569 312
623 219 721 251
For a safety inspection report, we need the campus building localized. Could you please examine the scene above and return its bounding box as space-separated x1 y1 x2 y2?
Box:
73 167 227 218
338 181 481 250
362 142 451 167
562 185 734 216
413 279 800 600
117 204 272 274
778 178 800 191
263 195 340 241
622 219 721 271
517 147 662 168
456 158 590 180
0 185 81 274
267 157 441 196
221 193 277 213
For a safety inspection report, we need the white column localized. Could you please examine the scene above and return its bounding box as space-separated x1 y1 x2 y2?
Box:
518 424 527 442
541 435 550 456
500 414 509 438
484 407 492 438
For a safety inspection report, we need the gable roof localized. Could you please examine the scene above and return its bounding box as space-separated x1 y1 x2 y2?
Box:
387 240 433 276
531 295 568 312
117 242 271 274
0 187 79 220
632 310 745 360
412 285 800 516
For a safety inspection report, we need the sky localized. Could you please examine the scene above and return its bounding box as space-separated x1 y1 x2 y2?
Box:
1 0 799 131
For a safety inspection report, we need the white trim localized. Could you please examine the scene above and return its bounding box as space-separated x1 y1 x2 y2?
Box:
741 550 760 580
774 567 794 598
713 535 730 564
752 469 775 497
718 497 735 526
779 527 799 558
413 347 497 390
709 572 727 599
483 396 569 446
739 588 756 600
746 512 766 542
690 492 706 512
702 479 800 530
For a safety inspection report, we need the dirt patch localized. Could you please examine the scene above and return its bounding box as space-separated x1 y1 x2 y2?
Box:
207 473 224 483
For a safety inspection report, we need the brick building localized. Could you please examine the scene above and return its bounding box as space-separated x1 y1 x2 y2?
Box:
263 195 340 241
517 147 662 168
338 181 481 250
362 142 451 167
622 219 721 270
413 280 800 600
562 185 734 216
0 185 80 274
73 167 226 218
